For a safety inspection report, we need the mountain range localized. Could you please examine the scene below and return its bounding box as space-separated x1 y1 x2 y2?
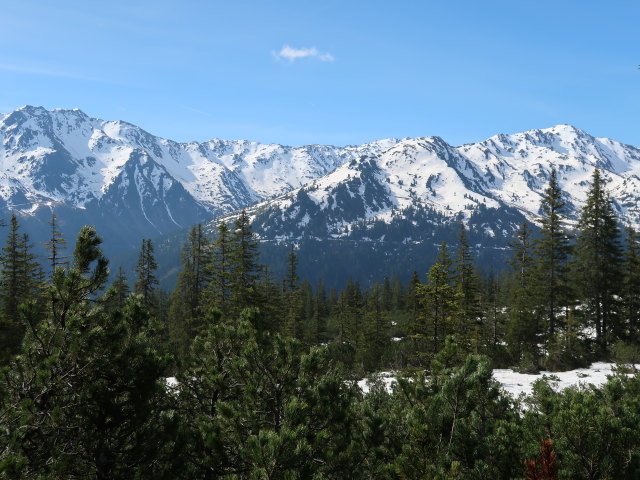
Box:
1 106 639 285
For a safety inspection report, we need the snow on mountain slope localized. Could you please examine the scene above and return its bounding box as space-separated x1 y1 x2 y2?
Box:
0 106 398 218
241 124 640 242
459 124 640 223
3 104 640 258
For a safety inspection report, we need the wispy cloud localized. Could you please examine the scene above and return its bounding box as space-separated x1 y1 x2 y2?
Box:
0 62 101 82
273 45 334 63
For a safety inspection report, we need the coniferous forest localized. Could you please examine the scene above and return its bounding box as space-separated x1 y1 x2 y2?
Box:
2 168 640 479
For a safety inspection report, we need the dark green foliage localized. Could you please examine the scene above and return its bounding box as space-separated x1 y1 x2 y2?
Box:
0 215 44 363
135 238 159 306
229 210 260 315
571 168 622 351
206 221 233 317
282 244 303 340
44 212 69 272
415 243 462 363
3 168 640 478
534 168 572 337
621 226 640 340
176 309 360 479
169 224 211 357
523 374 640 480
0 226 176 479
454 223 482 353
506 222 541 371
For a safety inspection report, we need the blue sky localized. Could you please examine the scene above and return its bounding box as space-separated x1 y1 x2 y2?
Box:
0 0 637 146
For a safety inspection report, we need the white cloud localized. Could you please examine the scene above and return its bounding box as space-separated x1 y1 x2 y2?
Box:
273 45 334 63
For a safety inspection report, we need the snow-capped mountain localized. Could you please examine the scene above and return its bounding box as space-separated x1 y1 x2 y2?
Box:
0 106 397 252
240 125 640 243
214 124 640 287
2 105 640 282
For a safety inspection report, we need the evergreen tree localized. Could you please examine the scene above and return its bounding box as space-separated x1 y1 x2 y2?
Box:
135 238 159 307
254 264 283 333
283 245 303 340
454 222 482 352
0 227 177 478
229 210 260 315
621 226 640 341
207 221 233 317
572 168 622 350
0 215 43 362
169 224 211 355
416 243 461 362
44 212 68 272
405 271 420 330
103 266 130 312
362 283 388 371
506 222 540 370
309 280 328 344
534 167 572 339
485 269 506 356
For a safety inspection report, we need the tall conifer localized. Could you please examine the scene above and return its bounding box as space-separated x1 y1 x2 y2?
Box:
506 222 540 369
572 168 622 351
534 168 572 338
229 210 260 314
134 238 159 306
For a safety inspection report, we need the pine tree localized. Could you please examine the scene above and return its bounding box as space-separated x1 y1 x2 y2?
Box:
134 238 159 306
0 227 177 478
485 269 506 352
572 168 622 351
534 168 572 339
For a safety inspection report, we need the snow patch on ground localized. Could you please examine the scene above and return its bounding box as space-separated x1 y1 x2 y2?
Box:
358 362 636 396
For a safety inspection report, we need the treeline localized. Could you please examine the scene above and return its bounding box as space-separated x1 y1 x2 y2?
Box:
164 167 640 374
0 168 640 478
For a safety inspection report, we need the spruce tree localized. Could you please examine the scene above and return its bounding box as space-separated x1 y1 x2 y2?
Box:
362 283 388 371
44 212 68 272
169 224 211 355
0 215 43 361
621 226 640 341
310 280 328 344
572 168 622 351
506 222 540 370
416 243 461 361
207 221 233 317
103 266 130 312
229 210 260 315
134 238 159 306
454 222 482 352
405 271 420 330
283 245 303 340
534 167 572 339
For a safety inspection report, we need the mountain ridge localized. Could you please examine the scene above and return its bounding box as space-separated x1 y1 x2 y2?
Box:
1 105 639 281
